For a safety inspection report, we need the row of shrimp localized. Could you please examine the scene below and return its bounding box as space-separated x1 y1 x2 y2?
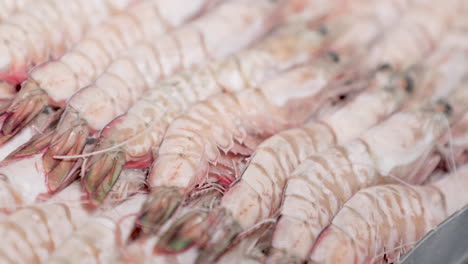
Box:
121 0 468 262
0 0 467 263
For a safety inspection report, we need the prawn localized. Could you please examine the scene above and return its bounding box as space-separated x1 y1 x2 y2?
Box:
0 0 223 144
11 0 295 194
268 85 468 263
82 0 413 206
308 165 468 264
0 0 138 86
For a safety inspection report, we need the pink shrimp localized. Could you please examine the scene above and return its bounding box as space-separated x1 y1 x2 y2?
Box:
265 85 468 263
45 194 147 264
80 0 417 208
0 0 138 86
0 0 223 145
9 0 303 195
309 165 468 264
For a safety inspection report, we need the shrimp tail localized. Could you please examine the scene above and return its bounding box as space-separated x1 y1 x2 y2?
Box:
130 187 184 240
0 81 49 142
43 121 89 193
82 149 126 206
4 108 63 161
154 210 210 254
194 208 243 263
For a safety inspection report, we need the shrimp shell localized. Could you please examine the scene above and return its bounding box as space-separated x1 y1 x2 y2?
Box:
0 0 137 85
309 165 468 264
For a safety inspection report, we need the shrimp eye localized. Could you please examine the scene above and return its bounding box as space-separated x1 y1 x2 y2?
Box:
318 25 328 35
403 75 414 93
42 106 54 114
436 99 453 115
377 63 393 72
86 137 97 145
326 51 340 63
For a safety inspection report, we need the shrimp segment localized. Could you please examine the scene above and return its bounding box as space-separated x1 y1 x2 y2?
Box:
0 0 221 145
0 0 137 86
309 165 468 264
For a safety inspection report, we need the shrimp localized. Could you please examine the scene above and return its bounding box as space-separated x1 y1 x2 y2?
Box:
266 85 468 263
0 0 30 22
309 165 468 264
0 0 138 86
10 0 297 194
147 0 458 260
0 0 223 145
45 194 147 264
81 0 415 207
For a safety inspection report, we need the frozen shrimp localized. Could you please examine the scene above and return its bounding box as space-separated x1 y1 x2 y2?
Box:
309 165 468 264
267 86 468 263
82 0 415 207
13 0 293 194
45 194 147 264
0 0 224 144
0 0 137 86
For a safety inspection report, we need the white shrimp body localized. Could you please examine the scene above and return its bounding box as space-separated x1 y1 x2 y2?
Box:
309 165 468 264
45 194 147 264
0 0 30 22
0 0 137 85
269 86 468 262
